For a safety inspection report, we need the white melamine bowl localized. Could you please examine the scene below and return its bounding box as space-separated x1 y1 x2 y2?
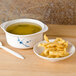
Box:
1 19 48 49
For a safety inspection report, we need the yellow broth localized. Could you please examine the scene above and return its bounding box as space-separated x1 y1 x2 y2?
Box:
6 23 42 35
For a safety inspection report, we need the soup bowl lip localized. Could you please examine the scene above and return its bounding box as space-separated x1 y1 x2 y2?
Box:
1 18 48 37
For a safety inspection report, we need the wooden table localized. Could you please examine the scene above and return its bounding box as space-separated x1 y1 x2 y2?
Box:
0 24 76 76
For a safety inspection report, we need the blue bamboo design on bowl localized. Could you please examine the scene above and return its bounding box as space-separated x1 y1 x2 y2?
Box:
17 37 31 47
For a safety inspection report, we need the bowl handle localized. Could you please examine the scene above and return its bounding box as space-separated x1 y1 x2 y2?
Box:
0 21 9 32
42 24 48 33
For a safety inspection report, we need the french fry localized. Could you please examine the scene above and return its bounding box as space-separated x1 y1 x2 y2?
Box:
38 35 69 58
44 34 49 42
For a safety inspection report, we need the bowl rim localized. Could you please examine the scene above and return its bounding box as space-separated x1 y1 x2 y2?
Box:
1 18 48 37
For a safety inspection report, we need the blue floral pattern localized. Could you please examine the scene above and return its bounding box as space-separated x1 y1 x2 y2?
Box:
17 37 31 47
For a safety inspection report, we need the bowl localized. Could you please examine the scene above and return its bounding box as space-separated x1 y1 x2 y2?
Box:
33 39 75 62
1 19 48 49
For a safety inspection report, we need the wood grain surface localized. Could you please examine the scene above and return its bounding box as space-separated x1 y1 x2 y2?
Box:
0 0 76 25
0 24 76 76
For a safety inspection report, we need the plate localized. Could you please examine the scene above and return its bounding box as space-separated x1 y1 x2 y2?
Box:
33 39 75 62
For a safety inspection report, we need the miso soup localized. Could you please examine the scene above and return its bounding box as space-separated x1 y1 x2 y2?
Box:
6 23 42 35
